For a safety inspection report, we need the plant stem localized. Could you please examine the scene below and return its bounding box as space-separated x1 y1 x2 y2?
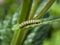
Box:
34 0 55 19
28 0 41 20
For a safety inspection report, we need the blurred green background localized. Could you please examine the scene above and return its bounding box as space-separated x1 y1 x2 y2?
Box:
0 0 60 45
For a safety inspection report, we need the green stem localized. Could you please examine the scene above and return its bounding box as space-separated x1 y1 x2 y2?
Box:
18 0 32 23
10 0 32 45
28 0 41 20
10 28 29 45
34 0 55 19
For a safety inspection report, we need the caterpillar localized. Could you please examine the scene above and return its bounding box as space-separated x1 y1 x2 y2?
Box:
19 17 60 28
19 20 41 28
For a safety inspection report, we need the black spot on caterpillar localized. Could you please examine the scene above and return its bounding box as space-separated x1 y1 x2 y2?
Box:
19 20 41 28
